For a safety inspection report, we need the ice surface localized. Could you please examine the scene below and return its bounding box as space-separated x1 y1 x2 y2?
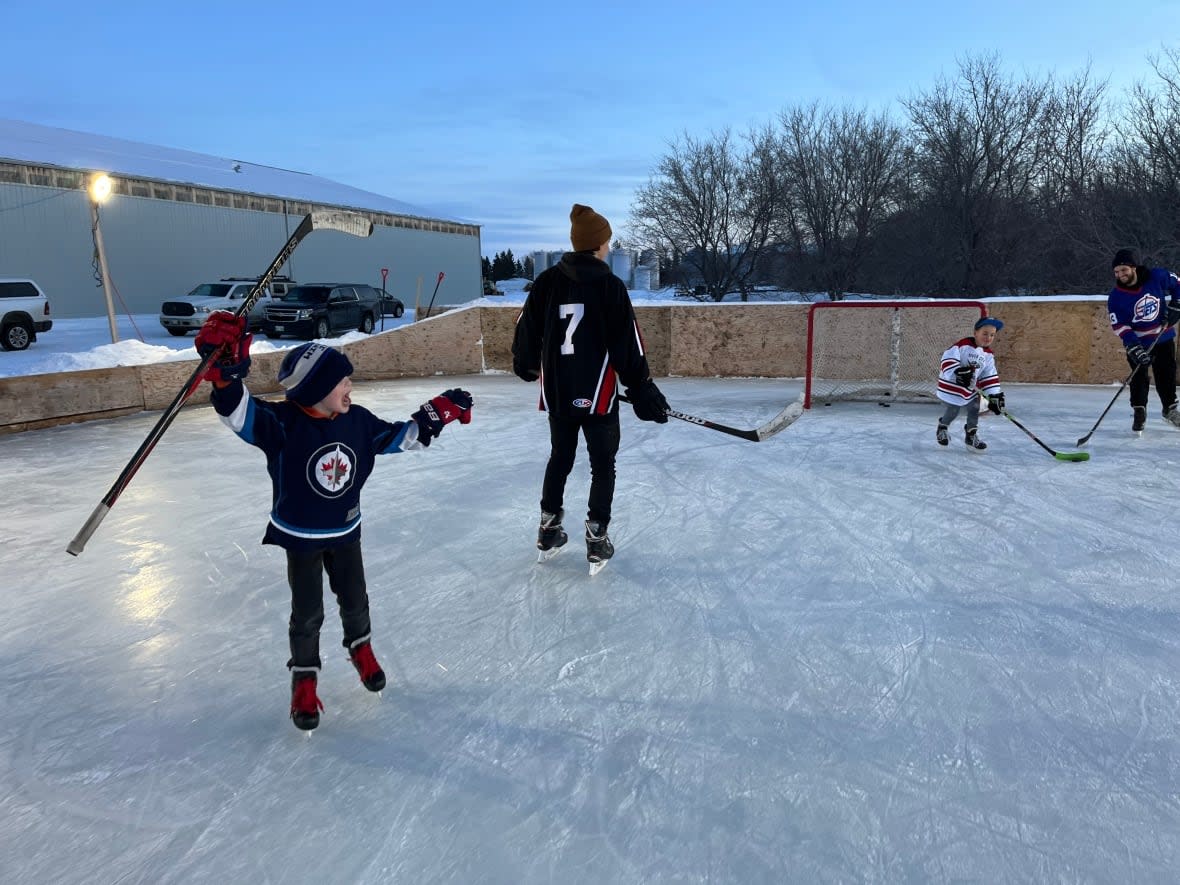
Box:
2 375 1179 883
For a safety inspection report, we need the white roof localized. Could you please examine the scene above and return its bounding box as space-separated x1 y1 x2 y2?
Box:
0 118 466 225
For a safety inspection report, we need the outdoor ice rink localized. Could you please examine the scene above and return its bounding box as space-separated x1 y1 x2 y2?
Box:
2 374 1179 883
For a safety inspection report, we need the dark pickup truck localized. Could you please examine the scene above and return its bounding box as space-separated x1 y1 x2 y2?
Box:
260 283 382 340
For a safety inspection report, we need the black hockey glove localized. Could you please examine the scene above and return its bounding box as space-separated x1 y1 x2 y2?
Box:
512 359 539 382
1125 342 1152 366
953 365 974 388
987 392 1005 415
626 379 670 423
1168 301 1180 327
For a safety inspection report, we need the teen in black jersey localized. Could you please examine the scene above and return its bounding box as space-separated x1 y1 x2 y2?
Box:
512 204 668 567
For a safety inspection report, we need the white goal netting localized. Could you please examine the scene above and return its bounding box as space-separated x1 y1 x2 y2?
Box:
804 300 988 408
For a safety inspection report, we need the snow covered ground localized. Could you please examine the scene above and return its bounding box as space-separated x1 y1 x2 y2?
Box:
3 368 1180 883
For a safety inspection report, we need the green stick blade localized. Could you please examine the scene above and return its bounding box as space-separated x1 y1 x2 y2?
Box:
1055 451 1091 462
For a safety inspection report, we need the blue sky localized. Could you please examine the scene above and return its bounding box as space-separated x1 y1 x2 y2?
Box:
2 0 1174 258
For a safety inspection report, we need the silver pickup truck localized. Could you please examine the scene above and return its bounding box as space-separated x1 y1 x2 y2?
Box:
158 276 296 336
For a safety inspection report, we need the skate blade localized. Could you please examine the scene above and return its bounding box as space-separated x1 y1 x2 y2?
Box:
537 545 565 563
588 560 608 576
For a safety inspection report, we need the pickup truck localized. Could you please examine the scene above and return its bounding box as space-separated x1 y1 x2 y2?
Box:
158 276 296 336
259 283 382 340
0 277 53 350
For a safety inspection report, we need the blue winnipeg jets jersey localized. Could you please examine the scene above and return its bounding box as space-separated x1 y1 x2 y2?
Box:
211 381 422 551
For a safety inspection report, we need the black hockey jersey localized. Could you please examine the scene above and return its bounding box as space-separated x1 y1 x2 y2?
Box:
512 252 652 418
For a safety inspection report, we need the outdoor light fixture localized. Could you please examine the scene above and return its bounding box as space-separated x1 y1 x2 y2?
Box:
88 172 118 343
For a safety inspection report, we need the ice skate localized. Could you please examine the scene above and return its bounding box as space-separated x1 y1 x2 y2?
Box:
290 671 324 732
1164 406 1180 430
349 638 386 693
586 520 614 576
936 424 949 446
1133 406 1147 434
537 509 568 562
964 428 987 452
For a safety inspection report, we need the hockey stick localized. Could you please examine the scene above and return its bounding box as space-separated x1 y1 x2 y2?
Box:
618 394 803 442
1076 326 1174 447
66 211 375 556
977 391 1090 462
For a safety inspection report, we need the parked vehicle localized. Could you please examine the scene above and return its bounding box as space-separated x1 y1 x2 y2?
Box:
158 276 296 336
378 292 405 318
260 283 382 340
0 278 53 351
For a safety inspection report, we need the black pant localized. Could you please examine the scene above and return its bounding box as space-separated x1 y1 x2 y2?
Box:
286 539 371 671
1128 339 1178 413
541 412 621 526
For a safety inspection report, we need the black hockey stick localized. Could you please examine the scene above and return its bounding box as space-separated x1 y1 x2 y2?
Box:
1076 326 1174 446
977 391 1089 462
66 211 374 556
618 394 803 442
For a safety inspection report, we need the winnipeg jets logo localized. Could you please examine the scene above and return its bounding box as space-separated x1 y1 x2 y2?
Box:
1133 295 1161 324
306 442 356 497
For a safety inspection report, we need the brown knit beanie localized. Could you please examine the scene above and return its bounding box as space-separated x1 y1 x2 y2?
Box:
569 203 612 251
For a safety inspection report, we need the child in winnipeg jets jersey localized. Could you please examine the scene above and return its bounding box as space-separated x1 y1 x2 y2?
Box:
194 313 473 731
935 316 1005 451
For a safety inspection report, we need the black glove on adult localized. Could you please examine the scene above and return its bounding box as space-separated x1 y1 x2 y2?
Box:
987 392 1005 415
626 379 669 423
1167 302 1180 326
513 360 539 382
953 365 974 388
1125 342 1152 366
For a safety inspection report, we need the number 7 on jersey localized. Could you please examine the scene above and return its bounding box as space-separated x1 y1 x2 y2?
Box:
558 303 583 354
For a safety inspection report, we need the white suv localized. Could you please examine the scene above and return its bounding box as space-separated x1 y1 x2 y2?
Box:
0 278 53 351
158 276 296 336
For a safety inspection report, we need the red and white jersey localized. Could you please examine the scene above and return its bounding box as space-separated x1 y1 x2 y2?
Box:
937 337 1002 406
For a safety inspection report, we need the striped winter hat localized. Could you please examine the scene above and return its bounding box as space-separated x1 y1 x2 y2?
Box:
277 343 353 407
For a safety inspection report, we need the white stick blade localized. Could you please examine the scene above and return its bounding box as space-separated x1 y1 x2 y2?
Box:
310 211 374 239
756 399 805 441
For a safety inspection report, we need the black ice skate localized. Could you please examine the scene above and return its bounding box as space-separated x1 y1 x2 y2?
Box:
290 671 324 731
537 509 568 562
1164 406 1180 429
585 520 614 576
1133 406 1147 434
964 428 987 452
349 638 386 692
936 424 949 446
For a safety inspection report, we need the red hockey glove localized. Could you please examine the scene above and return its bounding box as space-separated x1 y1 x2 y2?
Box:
412 388 474 444
195 311 252 385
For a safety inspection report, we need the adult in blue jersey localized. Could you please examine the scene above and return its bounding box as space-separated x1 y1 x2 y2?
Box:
512 203 669 569
195 314 473 730
1107 248 1180 432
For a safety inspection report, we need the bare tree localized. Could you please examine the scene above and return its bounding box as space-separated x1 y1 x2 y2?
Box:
1035 64 1111 288
901 53 1052 295
773 103 906 299
1099 46 1180 265
629 129 780 301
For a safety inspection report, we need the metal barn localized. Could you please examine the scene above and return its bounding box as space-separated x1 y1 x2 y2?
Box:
0 120 482 318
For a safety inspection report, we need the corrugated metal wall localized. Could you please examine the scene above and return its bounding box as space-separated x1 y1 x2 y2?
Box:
0 182 481 318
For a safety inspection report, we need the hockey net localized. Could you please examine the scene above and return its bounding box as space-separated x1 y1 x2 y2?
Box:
804 300 988 408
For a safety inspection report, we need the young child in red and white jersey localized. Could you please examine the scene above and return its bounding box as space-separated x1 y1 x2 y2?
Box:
935 316 1005 451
